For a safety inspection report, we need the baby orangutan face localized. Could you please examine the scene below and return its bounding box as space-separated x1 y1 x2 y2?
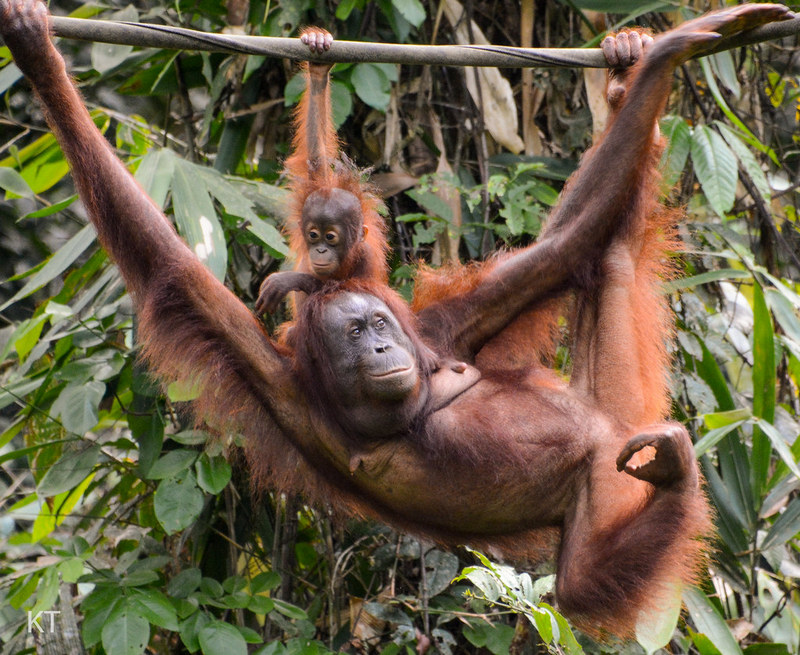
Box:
301 188 364 279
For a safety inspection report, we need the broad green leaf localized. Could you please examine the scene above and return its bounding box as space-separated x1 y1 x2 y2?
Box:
0 166 34 198
284 72 306 106
459 567 501 602
424 550 459 597
129 589 180 631
716 123 771 202
0 377 46 411
51 381 106 435
198 620 248 655
336 0 360 20
0 223 97 312
147 449 199 480
704 409 751 430
195 454 232 494
330 79 354 128
154 471 204 534
709 51 740 98
700 58 777 164
0 60 23 94
81 588 121 647
171 159 227 281
101 604 150 655
37 443 101 496
765 289 800 343
660 116 691 188
751 282 776 498
13 315 47 361
91 6 137 72
683 587 743 655
695 420 746 457
761 495 800 550
251 571 281 593
751 418 800 480
245 217 289 258
135 148 176 209
272 598 308 620
167 568 202 598
392 0 425 28
690 125 737 217
636 582 683 654
54 472 95 526
530 607 555 642
351 64 391 111
179 610 210 653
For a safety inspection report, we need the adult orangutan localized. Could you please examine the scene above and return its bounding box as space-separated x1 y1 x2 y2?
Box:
255 27 389 316
1 0 788 637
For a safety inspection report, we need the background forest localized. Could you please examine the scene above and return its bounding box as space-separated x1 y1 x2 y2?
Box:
0 0 799 653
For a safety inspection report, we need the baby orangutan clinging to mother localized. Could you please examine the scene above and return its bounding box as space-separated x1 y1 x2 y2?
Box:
1 0 790 638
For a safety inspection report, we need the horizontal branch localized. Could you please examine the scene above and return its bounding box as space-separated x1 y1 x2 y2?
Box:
35 13 797 69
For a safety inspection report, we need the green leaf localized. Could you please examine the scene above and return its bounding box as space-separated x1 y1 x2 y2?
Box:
392 0 425 28
683 587 743 655
761 495 800 551
751 282 775 498
101 604 150 655
716 123 771 202
135 148 176 209
330 80 354 128
37 443 101 496
0 166 34 198
699 58 777 164
335 0 360 20
424 550 459 597
167 568 202 598
199 620 248 655
351 64 391 111
690 125 737 217
0 223 96 312
21 194 79 219
154 471 204 534
147 449 199 480
91 6 137 72
708 50 740 98
245 216 289 258
195 454 232 494
694 420 746 458
251 571 281 593
172 159 227 281
751 418 800 481
272 598 308 620
129 589 180 631
635 582 683 654
660 116 691 188
51 381 106 435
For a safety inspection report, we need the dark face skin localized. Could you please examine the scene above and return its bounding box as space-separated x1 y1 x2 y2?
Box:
321 293 427 437
302 188 363 279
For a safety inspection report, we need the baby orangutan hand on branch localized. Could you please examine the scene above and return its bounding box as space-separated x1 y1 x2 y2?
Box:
0 0 790 638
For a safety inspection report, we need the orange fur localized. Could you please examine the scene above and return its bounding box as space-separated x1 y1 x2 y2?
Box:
284 62 388 285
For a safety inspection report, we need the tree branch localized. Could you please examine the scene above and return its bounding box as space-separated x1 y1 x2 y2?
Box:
21 13 796 69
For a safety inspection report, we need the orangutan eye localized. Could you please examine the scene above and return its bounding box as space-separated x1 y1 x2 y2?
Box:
307 229 319 241
350 326 361 339
375 318 386 330
325 231 339 245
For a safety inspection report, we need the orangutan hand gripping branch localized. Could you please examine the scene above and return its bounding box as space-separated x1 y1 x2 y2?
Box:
0 1 790 637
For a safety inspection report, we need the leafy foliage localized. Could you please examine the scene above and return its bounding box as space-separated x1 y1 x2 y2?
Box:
0 0 798 654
